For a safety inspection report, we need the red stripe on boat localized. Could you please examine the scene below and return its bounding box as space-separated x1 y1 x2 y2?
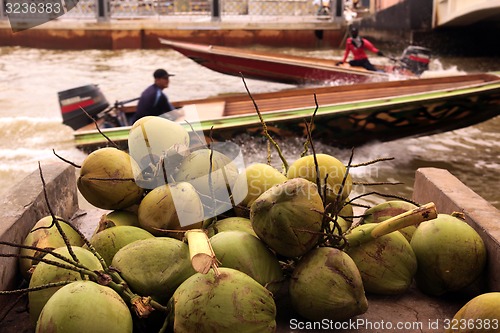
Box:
409 55 430 64
60 99 95 113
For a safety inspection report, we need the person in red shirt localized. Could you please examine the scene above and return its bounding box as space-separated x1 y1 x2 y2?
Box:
336 26 384 71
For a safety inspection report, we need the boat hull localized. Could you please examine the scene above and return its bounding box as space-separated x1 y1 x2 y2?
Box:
72 73 500 152
160 39 391 85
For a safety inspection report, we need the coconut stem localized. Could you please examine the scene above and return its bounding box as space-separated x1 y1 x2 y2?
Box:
80 106 119 148
37 164 83 277
372 202 437 237
240 73 289 172
50 216 110 271
300 94 319 158
346 202 437 246
0 281 72 295
0 252 96 277
185 229 218 274
103 271 168 317
129 296 155 318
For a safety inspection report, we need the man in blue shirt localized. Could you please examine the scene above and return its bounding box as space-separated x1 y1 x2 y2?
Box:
130 69 183 124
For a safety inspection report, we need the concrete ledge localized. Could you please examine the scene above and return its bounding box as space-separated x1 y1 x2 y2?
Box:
412 167 500 292
0 19 345 49
0 162 79 294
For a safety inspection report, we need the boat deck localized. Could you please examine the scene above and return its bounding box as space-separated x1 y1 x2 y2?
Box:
219 73 494 116
223 77 490 116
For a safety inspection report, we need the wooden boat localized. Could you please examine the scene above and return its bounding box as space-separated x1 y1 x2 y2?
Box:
66 73 500 153
158 39 430 85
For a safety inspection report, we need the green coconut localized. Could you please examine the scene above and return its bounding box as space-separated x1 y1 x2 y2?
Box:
174 148 240 217
138 181 204 237
250 178 324 258
289 247 368 321
410 213 487 296
168 267 276 333
77 147 144 210
94 210 140 234
339 202 354 222
210 231 284 294
329 216 351 235
286 153 353 204
28 246 103 325
128 116 190 189
232 162 287 208
206 216 258 238
19 215 84 280
111 237 196 303
361 200 419 242
328 203 354 235
36 281 133 333
89 226 154 266
345 224 417 295
446 292 500 333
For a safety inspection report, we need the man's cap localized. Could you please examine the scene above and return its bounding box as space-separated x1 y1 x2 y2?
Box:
153 69 175 79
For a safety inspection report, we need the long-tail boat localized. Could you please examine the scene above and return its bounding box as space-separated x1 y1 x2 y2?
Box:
59 73 500 152
158 38 432 85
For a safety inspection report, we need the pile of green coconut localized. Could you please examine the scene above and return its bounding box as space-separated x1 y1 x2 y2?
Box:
8 116 499 333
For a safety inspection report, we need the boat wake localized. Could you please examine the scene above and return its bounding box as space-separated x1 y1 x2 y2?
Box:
0 117 87 197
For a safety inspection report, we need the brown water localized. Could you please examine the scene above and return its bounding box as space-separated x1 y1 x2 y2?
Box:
0 46 499 208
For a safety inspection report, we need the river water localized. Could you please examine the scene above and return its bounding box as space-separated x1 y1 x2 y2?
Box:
0 46 499 209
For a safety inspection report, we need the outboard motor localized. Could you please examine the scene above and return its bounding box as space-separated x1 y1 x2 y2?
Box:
58 84 109 130
400 46 432 75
